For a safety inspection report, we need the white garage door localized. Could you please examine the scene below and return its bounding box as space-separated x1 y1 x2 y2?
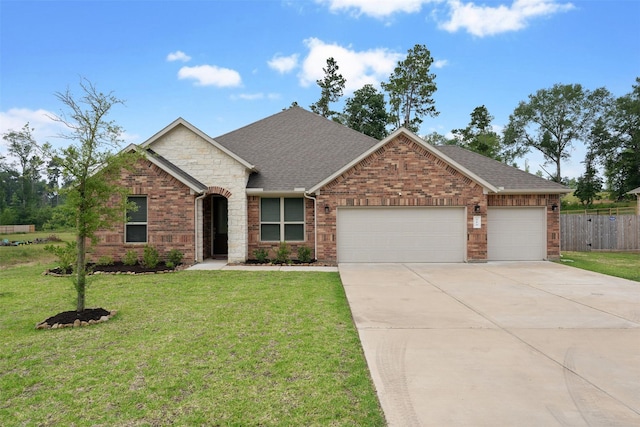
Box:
337 207 466 263
488 207 546 261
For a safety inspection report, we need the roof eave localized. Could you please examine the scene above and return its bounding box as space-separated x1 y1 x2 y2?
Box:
125 144 208 194
493 188 572 195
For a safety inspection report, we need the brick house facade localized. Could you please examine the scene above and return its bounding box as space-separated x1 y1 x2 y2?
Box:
93 107 569 265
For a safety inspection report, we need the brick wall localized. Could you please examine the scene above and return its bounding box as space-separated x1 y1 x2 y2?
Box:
247 196 316 261
315 134 487 262
92 158 197 264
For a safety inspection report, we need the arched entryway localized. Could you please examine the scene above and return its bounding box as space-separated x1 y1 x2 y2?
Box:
202 194 229 259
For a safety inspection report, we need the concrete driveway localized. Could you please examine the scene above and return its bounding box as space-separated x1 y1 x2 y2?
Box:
339 261 640 426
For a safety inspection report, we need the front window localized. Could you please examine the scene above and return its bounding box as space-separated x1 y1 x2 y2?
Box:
126 196 147 243
260 197 304 241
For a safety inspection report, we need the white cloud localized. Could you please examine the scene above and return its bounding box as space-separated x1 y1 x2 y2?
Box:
439 0 575 37
0 108 139 158
317 0 430 18
268 54 299 74
178 65 242 87
166 50 192 62
0 108 64 147
230 93 281 101
232 93 265 101
433 59 449 68
299 37 402 93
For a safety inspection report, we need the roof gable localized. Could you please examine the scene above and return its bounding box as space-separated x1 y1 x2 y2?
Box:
310 128 498 193
141 117 255 171
310 127 569 194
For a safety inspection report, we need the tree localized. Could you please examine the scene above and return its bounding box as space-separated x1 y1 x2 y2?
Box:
343 84 389 139
382 44 438 133
574 152 603 206
503 83 610 183
422 131 451 146
451 105 504 161
309 57 346 120
2 124 44 210
588 78 640 199
50 79 134 312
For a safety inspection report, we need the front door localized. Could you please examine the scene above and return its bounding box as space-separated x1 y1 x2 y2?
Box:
212 196 228 257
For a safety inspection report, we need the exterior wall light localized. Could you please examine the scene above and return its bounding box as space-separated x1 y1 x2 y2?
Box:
474 204 481 213
324 204 330 214
552 204 558 211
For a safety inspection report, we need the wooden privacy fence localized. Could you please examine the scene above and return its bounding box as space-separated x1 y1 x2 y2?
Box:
561 214 640 251
0 225 36 234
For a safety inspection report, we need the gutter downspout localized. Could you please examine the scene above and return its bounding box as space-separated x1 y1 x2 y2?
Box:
194 192 207 263
304 192 317 261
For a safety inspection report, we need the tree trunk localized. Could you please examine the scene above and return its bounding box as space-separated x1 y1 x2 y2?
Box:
76 234 86 312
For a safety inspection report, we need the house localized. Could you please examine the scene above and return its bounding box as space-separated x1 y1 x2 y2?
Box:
92 106 570 265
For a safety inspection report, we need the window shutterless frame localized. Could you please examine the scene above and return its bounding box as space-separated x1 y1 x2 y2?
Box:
125 195 148 243
260 197 304 241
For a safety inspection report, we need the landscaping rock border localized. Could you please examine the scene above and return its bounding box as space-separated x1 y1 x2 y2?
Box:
35 308 117 330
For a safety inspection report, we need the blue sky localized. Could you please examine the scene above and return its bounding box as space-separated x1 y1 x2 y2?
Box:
1 0 638 179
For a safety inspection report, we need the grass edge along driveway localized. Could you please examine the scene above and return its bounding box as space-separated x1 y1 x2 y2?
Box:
558 251 640 282
0 267 386 426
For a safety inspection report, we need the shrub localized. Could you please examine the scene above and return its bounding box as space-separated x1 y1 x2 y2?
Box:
274 242 291 264
167 249 184 266
253 248 269 263
297 245 313 263
123 250 138 266
165 261 175 269
97 255 114 266
44 241 78 272
142 245 160 268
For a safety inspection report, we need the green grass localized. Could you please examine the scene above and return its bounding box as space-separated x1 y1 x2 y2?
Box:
559 251 640 282
0 264 385 426
0 231 75 269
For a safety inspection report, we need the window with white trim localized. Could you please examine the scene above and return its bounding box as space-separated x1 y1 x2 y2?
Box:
260 197 304 241
126 196 147 243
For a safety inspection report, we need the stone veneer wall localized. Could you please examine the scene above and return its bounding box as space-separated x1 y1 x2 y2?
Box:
488 193 562 259
315 134 487 262
149 125 250 263
92 159 197 264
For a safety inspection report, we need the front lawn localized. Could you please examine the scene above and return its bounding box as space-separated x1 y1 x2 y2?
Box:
0 266 385 426
559 251 640 282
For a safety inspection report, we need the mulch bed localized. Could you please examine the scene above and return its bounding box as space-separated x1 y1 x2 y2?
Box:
45 261 180 276
36 307 117 330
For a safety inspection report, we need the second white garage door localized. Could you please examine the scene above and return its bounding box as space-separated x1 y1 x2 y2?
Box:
488 207 546 261
337 207 466 263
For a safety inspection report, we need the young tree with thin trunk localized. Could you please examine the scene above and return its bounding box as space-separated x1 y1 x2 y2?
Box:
50 79 134 312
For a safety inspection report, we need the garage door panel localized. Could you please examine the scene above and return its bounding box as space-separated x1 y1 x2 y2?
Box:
488 208 545 261
337 207 465 263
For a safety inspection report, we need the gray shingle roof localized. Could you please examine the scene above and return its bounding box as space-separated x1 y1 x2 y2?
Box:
434 145 569 193
214 107 379 191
